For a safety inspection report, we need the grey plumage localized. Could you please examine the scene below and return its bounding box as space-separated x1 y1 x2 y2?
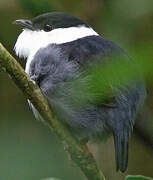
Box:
28 38 146 172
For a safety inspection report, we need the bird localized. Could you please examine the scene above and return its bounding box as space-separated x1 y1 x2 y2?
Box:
14 12 146 172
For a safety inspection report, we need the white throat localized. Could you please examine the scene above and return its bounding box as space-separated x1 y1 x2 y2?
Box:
14 26 98 59
14 26 99 73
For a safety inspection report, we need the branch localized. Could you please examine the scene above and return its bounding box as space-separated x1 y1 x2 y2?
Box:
0 42 105 180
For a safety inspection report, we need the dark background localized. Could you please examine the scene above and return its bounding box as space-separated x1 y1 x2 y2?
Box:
0 0 153 180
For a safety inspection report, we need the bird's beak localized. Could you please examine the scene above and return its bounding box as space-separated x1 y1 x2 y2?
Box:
13 19 34 30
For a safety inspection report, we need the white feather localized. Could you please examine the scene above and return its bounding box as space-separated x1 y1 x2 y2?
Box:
14 26 99 73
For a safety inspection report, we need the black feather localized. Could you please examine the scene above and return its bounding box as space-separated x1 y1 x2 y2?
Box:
113 131 129 172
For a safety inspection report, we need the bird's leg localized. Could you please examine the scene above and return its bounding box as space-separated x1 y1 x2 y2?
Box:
79 137 89 155
64 137 89 165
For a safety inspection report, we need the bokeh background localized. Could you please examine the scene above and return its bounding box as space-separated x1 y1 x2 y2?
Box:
0 0 153 180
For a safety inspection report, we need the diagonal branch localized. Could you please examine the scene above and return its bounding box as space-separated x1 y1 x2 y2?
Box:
0 42 105 180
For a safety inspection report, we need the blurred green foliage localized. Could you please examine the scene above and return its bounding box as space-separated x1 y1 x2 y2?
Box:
17 0 58 16
0 0 153 180
125 175 153 180
67 56 142 108
41 178 61 180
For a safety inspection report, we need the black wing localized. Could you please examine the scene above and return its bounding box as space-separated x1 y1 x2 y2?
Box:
58 35 146 172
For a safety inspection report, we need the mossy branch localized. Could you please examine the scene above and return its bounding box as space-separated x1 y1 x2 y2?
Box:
0 42 105 180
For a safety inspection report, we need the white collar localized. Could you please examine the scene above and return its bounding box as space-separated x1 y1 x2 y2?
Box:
14 26 99 59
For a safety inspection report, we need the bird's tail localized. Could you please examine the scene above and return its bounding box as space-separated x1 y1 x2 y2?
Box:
113 131 129 172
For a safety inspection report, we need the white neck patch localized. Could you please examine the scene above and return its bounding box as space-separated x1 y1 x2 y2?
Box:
14 26 99 59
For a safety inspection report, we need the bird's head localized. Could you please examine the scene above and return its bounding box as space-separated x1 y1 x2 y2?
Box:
14 12 98 59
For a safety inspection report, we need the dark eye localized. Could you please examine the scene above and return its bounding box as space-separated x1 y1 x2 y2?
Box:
44 24 53 32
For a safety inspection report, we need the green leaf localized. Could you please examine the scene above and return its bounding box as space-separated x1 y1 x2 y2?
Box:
125 175 153 180
41 177 61 180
